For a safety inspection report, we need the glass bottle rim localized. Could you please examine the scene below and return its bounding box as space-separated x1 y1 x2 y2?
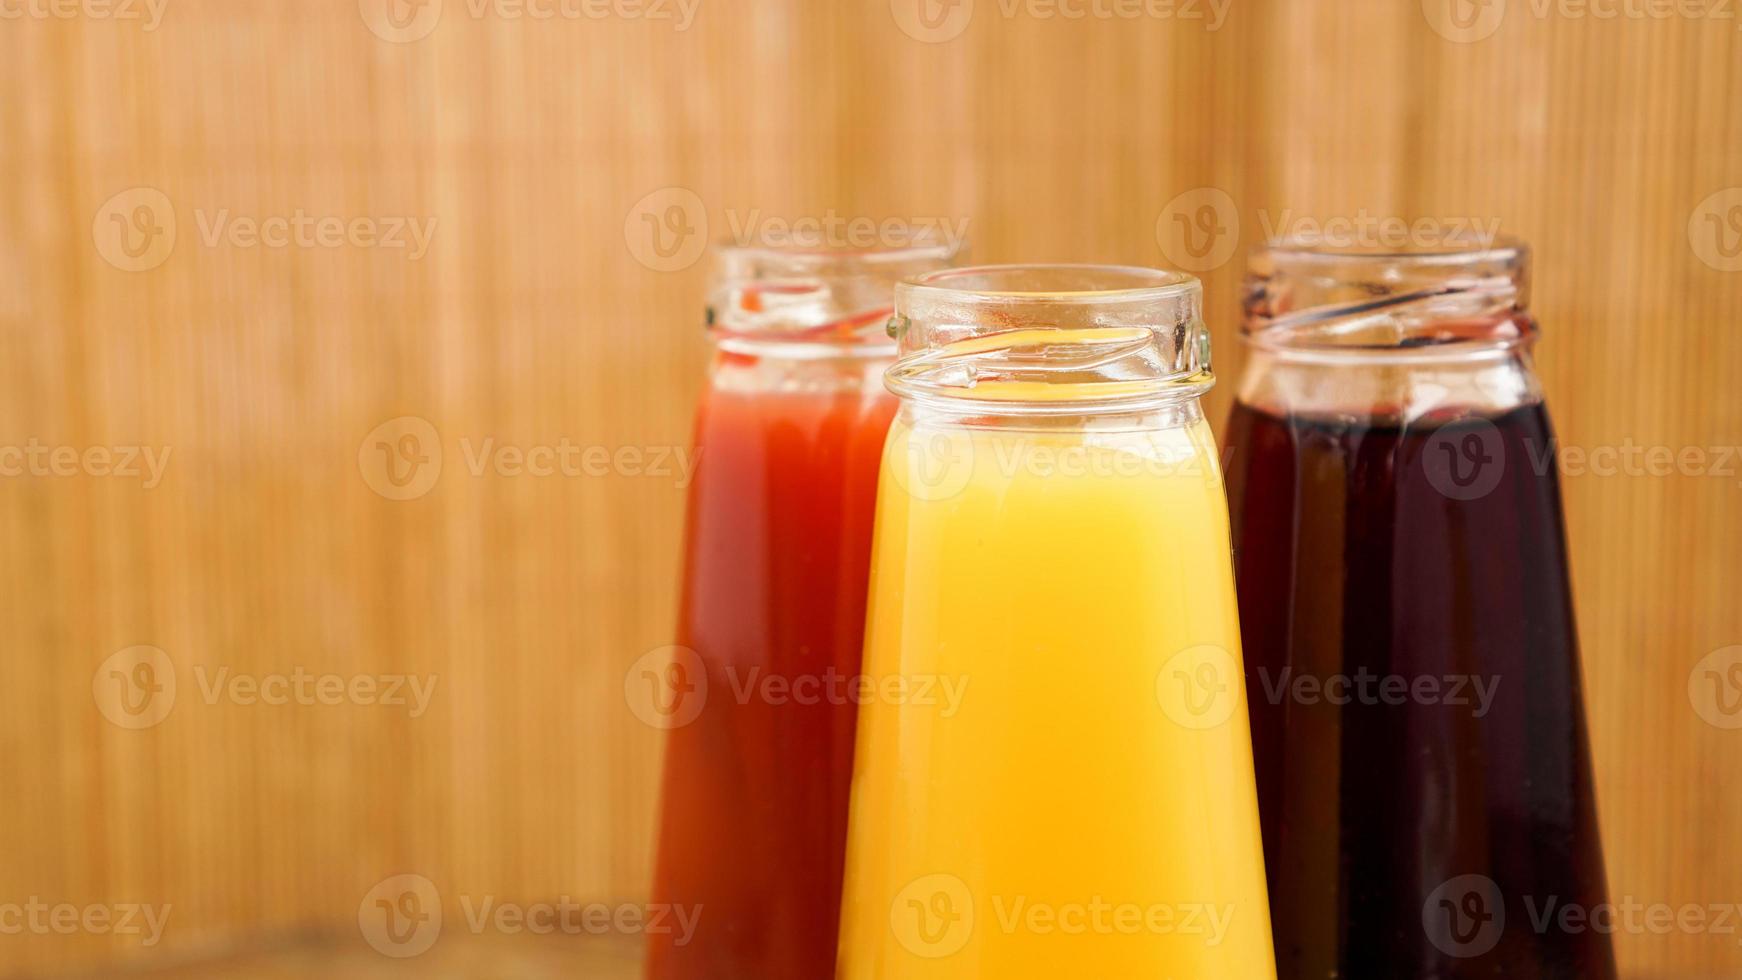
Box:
1242 235 1534 363
897 263 1199 305
716 238 963 270
708 236 966 358
887 263 1213 415
1256 235 1527 269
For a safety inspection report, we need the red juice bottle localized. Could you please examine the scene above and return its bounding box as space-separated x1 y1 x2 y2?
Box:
645 240 962 979
1223 240 1615 978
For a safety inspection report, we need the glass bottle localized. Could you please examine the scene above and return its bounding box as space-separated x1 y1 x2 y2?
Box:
646 239 963 979
1223 240 1615 977
838 265 1276 978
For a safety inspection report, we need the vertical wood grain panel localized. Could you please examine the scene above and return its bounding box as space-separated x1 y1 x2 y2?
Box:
0 0 1736 975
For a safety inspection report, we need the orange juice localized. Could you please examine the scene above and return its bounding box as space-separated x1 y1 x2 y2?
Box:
837 266 1276 979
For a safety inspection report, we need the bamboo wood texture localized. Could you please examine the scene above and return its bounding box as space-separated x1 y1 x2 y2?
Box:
1 0 1738 975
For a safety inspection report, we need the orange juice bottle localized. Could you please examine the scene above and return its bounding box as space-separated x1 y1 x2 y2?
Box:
838 265 1276 979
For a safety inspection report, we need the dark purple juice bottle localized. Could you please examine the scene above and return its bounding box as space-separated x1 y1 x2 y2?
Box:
1224 241 1614 979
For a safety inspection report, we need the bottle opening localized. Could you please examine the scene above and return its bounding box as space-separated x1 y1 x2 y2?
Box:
708 235 965 357
1244 236 1534 361
885 264 1212 414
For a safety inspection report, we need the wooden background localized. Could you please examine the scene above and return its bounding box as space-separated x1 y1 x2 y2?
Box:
1 0 1738 975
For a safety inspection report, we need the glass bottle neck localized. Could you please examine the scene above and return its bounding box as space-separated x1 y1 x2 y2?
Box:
897 392 1207 433
1236 239 1543 421
707 345 891 397
887 264 1214 419
707 241 962 359
1234 343 1543 423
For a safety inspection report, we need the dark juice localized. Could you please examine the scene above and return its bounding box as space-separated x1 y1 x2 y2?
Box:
646 358 894 980
1224 399 1615 979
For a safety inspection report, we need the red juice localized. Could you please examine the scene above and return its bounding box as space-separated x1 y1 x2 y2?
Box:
645 351 894 979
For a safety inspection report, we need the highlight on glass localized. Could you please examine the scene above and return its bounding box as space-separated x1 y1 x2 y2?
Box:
837 265 1277 978
645 235 965 979
1223 239 1615 977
